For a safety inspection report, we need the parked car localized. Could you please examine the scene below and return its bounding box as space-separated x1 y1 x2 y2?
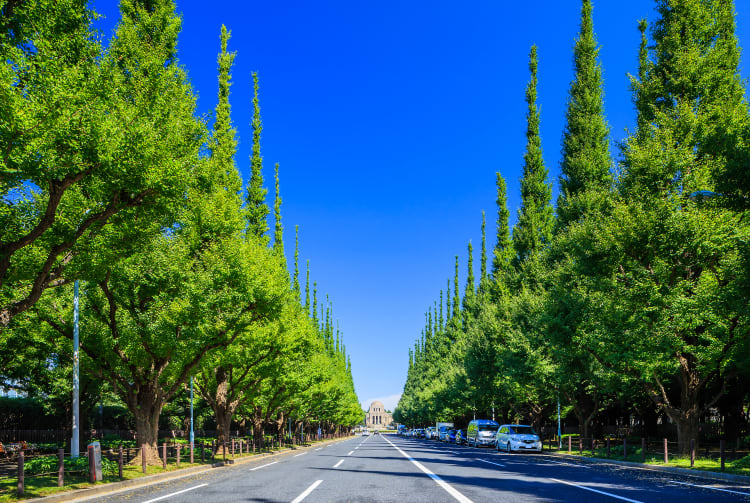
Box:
495 424 542 453
455 429 466 445
425 427 437 440
414 428 425 438
447 429 457 443
438 425 452 441
467 419 500 448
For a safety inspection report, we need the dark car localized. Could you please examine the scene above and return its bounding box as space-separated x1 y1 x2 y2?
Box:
455 429 466 445
447 429 457 443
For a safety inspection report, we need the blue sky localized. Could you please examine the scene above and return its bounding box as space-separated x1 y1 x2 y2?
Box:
93 1 749 413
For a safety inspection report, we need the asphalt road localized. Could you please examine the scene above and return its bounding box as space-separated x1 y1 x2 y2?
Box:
88 434 750 502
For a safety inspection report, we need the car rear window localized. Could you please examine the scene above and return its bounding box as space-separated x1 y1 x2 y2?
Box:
478 425 499 432
511 426 536 435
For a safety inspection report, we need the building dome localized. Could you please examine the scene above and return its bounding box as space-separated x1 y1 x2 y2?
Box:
365 400 393 429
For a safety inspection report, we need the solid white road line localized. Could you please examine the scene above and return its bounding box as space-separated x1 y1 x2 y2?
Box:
549 478 643 503
669 480 750 497
294 452 308 458
141 484 209 503
333 459 344 468
290 479 323 503
315 447 323 451
543 459 592 469
382 435 473 503
347 450 354 456
354 446 359 449
250 461 279 471
478 459 505 468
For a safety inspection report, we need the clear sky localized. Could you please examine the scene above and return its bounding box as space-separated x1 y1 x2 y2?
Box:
93 1 749 413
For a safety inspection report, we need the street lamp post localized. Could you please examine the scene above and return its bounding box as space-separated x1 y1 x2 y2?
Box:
71 280 80 459
190 377 194 447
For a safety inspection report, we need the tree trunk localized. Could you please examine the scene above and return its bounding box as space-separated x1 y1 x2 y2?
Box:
130 404 163 465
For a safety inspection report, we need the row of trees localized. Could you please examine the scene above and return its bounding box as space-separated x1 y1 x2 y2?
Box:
395 0 750 455
0 0 361 464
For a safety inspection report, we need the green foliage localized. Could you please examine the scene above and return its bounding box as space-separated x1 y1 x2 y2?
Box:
24 455 117 476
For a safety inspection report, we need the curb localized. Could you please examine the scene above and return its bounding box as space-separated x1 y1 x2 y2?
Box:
539 450 750 484
25 436 353 502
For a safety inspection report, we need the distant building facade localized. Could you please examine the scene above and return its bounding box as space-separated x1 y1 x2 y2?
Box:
365 400 393 428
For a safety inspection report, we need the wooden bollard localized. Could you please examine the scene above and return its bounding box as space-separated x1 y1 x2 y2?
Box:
17 450 24 496
232 439 235 457
690 439 695 467
607 438 610 458
201 442 205 463
664 438 668 464
118 446 124 479
142 445 147 474
641 438 646 463
623 438 627 461
58 448 65 487
190 442 194 464
176 444 181 467
568 436 571 453
223 442 226 461
162 444 167 469
720 439 725 472
579 438 583 455
592 439 597 454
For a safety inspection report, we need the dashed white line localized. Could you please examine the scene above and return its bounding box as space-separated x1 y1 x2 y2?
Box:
250 461 278 471
141 484 208 503
549 478 642 502
315 447 323 451
382 436 473 503
290 479 323 503
669 480 750 497
354 446 359 450
478 459 505 468
543 459 592 469
333 459 344 468
347 450 354 456
294 452 308 458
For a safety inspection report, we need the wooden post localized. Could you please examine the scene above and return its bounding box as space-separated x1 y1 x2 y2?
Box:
720 439 725 472
88 445 96 483
641 438 646 463
162 444 167 469
607 438 610 458
58 448 65 487
690 439 695 467
592 439 597 455
664 438 668 464
223 442 226 462
17 450 24 496
142 445 147 474
232 439 235 457
568 436 571 453
579 438 582 455
118 446 123 479
176 444 180 467
190 442 194 464
623 438 627 461
201 442 205 463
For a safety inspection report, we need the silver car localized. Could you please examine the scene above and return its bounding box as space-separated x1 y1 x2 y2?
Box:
495 424 542 453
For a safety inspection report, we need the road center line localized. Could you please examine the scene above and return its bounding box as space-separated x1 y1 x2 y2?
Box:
290 479 323 503
543 459 592 469
141 484 208 503
549 478 642 502
669 480 750 496
333 459 344 468
315 447 323 451
294 452 308 457
382 435 473 503
478 459 505 468
347 450 354 456
250 461 278 471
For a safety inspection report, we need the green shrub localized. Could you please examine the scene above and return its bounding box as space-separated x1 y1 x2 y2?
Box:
24 454 118 476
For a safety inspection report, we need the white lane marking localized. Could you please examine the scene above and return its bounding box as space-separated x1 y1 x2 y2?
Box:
250 461 278 471
354 446 359 449
333 459 344 468
315 447 323 451
294 452 308 458
141 484 208 503
543 459 592 469
479 459 505 468
549 478 643 503
291 479 323 503
669 480 750 497
347 450 354 456
382 435 473 503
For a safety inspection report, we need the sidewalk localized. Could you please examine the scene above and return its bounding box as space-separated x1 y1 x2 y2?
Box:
541 450 750 485
24 436 354 503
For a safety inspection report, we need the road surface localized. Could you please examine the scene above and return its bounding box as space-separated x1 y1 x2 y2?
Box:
90 433 750 502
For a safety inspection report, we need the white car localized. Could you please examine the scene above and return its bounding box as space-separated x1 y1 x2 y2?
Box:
495 424 542 453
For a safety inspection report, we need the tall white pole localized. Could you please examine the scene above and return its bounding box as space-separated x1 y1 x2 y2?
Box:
557 393 562 450
71 280 80 459
190 377 194 446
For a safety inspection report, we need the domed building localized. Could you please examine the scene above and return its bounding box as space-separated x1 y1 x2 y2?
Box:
365 400 393 429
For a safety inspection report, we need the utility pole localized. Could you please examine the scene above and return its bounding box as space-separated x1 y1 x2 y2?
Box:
557 393 562 450
190 377 194 447
71 280 80 459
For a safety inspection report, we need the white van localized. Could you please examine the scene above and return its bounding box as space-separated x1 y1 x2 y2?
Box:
495 424 541 453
